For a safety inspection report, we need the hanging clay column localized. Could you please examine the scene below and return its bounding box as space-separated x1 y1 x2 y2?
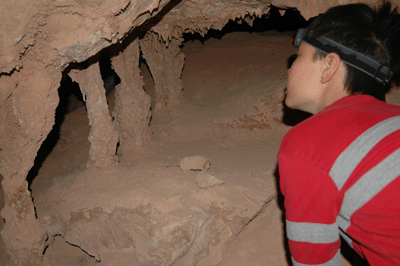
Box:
0 61 60 266
69 59 119 168
110 38 152 157
139 31 185 117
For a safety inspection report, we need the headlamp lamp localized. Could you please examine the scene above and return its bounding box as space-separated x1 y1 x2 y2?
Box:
292 28 393 86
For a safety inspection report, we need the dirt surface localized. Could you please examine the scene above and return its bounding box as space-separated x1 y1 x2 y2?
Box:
1 30 394 265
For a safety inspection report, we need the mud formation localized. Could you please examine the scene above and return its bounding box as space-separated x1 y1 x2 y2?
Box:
0 0 382 265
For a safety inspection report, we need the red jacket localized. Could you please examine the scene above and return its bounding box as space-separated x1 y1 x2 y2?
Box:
277 95 400 265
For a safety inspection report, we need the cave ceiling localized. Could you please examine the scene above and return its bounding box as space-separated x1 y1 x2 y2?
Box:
0 0 381 75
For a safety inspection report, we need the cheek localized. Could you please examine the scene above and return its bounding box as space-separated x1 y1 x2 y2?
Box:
287 60 302 84
286 68 301 95
284 81 298 108
288 62 317 92
285 66 309 108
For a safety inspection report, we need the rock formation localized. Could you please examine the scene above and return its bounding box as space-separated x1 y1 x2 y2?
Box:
0 0 385 265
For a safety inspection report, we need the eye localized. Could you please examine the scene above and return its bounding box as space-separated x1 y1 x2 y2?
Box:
287 54 298 69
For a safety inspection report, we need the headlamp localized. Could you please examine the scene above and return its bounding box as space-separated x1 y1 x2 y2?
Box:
292 28 393 86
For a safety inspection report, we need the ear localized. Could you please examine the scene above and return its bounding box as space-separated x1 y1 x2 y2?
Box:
321 53 341 84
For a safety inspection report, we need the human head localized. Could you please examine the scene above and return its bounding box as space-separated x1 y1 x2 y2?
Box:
302 1 400 101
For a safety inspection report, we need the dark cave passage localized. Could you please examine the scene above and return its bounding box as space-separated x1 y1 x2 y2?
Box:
182 6 310 42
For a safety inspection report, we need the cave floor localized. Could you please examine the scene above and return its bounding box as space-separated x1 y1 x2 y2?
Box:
0 30 389 265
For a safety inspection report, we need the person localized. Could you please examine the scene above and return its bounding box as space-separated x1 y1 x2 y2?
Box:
277 1 400 265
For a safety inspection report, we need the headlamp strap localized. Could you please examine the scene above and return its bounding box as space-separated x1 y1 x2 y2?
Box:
299 31 393 86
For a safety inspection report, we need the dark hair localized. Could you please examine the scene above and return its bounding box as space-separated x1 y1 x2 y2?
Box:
305 1 400 101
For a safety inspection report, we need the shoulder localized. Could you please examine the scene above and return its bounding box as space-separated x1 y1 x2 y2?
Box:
278 95 400 169
278 111 334 159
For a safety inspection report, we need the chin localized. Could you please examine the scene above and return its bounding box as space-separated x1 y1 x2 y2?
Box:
285 100 311 114
284 98 295 109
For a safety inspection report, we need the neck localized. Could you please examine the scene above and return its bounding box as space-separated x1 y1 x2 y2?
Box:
318 85 350 113
315 63 350 114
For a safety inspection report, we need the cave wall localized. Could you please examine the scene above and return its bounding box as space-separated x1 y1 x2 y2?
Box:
0 0 387 265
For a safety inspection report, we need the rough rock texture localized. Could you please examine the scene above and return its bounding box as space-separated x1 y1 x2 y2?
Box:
36 161 276 265
180 156 211 171
110 37 153 156
69 60 119 168
0 61 60 266
195 172 225 189
0 0 171 264
0 0 390 265
140 32 185 116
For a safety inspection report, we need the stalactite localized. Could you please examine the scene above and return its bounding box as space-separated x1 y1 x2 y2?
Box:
69 60 119 168
110 38 152 157
139 31 185 119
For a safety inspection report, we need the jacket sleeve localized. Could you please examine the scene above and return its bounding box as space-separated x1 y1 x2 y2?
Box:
278 154 343 265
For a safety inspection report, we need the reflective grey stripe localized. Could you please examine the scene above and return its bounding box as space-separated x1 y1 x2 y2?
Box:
287 220 339 244
330 116 400 190
340 148 400 232
292 250 342 266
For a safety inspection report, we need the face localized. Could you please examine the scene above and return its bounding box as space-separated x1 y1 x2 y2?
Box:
286 42 325 114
